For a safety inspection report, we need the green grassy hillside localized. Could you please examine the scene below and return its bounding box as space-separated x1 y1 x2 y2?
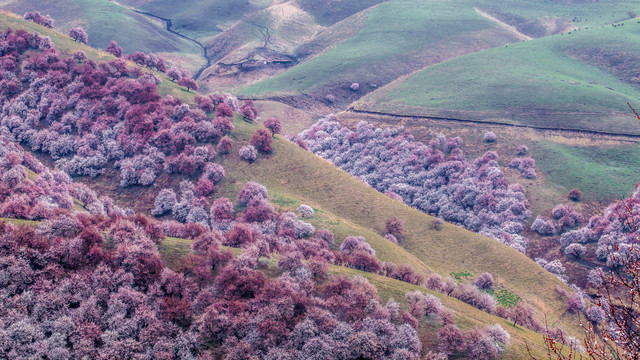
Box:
237 0 520 103
356 19 640 134
238 0 640 106
0 0 201 55
116 0 271 41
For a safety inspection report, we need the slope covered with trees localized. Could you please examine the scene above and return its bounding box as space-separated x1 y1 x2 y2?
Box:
0 104 528 359
1 0 201 56
295 116 532 253
0 14 589 357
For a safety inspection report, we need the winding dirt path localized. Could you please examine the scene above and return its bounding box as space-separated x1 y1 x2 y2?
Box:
474 8 533 41
344 107 640 140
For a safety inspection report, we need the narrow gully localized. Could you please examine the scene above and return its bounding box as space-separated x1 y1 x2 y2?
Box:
131 9 212 80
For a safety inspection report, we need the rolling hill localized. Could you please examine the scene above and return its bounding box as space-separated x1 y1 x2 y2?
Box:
237 0 640 108
354 19 640 135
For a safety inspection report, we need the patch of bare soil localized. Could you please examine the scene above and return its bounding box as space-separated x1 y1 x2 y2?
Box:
478 8 573 38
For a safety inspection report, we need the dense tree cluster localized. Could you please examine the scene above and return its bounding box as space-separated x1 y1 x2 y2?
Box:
295 116 532 253
0 141 432 359
0 128 130 220
23 11 54 28
0 29 237 188
0 27 525 359
559 184 640 271
125 51 166 73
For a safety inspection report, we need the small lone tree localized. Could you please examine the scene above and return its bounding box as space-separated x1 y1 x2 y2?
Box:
249 129 273 153
385 216 404 238
263 118 282 136
240 100 257 121
297 204 314 218
239 145 257 162
568 188 582 202
68 27 88 44
484 131 497 143
216 103 234 118
217 136 234 155
105 40 123 58
178 77 198 91
475 272 494 290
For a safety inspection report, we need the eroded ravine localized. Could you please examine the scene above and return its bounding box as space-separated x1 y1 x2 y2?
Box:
130 9 212 80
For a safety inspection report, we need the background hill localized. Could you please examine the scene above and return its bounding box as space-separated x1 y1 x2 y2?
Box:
354 20 640 135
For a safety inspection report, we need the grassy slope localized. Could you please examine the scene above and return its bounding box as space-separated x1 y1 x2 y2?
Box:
0 13 581 339
529 141 640 202
237 0 511 98
472 0 640 28
0 0 200 55
294 0 385 26
116 0 272 42
358 19 640 134
238 0 640 101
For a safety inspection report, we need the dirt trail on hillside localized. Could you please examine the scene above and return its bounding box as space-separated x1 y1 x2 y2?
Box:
343 108 640 141
474 8 533 41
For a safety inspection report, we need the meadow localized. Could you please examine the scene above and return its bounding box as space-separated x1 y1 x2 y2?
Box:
358 20 640 134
